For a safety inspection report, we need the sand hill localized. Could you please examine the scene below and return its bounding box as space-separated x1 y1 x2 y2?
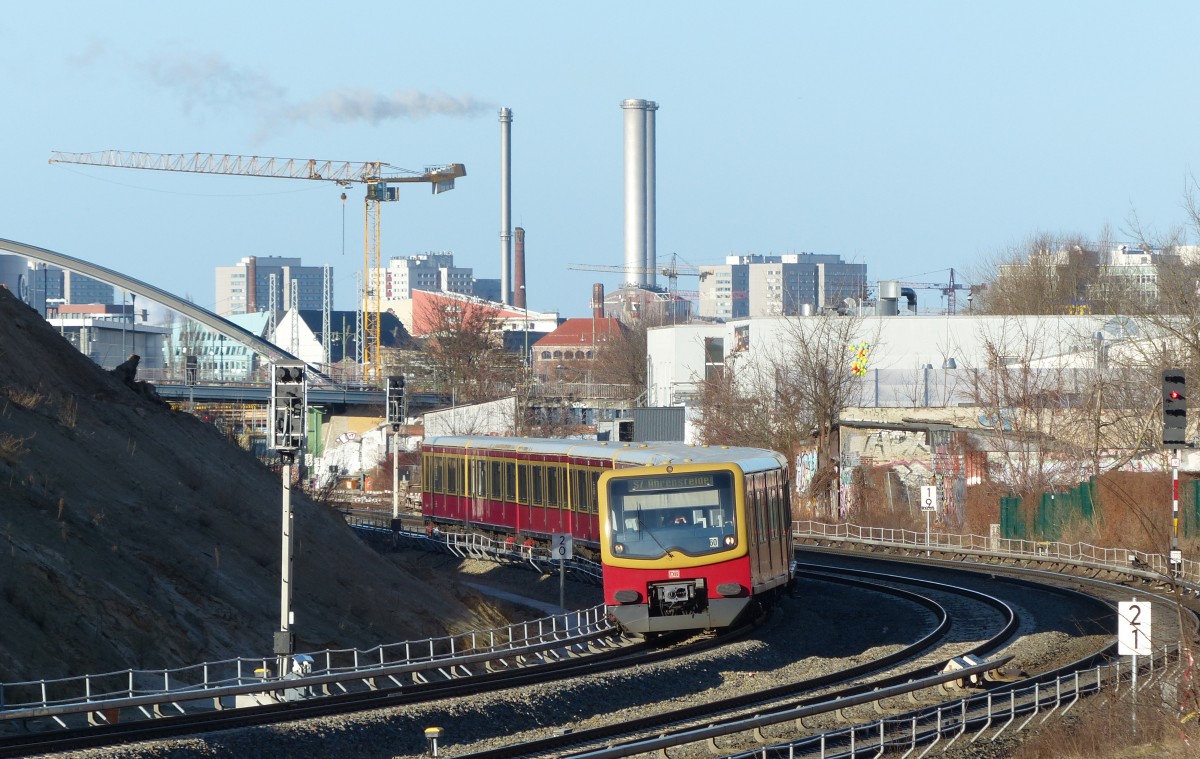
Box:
0 287 508 683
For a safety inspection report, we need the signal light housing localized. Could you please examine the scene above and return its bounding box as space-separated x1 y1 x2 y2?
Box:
271 361 307 452
386 375 406 427
1163 369 1187 448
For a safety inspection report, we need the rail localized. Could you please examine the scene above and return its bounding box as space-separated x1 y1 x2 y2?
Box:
793 520 1200 589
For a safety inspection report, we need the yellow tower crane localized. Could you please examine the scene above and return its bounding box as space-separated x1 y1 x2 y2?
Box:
48 150 466 383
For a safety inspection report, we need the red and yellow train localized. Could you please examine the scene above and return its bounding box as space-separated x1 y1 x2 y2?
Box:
421 436 794 634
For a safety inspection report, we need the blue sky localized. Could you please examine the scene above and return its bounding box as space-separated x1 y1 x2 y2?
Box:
4 2 1199 318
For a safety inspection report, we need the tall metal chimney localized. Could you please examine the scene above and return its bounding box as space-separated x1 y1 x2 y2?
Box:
592 283 605 319
644 101 658 290
514 227 527 310
621 99 648 289
499 107 513 305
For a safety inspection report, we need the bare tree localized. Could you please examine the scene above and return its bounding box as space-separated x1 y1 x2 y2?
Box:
590 319 650 402
974 232 1106 316
963 319 1092 497
693 313 877 518
417 297 511 404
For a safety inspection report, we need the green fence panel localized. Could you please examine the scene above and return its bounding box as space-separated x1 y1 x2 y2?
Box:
999 495 1025 540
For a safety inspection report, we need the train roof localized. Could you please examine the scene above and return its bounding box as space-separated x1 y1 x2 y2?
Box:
423 436 788 474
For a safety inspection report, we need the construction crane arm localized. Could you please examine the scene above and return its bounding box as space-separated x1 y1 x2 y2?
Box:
568 260 701 277
49 150 465 189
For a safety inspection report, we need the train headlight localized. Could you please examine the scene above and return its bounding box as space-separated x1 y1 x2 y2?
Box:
613 542 625 554
614 590 640 604
717 583 744 597
723 536 735 547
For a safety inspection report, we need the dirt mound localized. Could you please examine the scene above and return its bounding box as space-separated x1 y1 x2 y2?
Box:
0 287 504 682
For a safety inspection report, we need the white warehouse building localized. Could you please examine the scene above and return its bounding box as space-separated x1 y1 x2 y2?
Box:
645 313 1145 410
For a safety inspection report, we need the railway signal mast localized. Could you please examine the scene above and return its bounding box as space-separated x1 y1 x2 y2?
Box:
48 150 465 383
271 360 307 676
1163 369 1187 577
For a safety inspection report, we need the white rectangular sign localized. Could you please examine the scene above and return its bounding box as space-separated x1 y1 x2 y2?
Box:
1118 600 1151 656
552 533 574 561
919 485 939 513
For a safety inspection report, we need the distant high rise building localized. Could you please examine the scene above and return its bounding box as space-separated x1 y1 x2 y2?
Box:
379 252 481 304
215 256 327 317
25 263 115 316
698 253 867 319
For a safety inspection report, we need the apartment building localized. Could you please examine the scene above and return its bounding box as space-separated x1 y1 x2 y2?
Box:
215 256 328 316
698 253 867 319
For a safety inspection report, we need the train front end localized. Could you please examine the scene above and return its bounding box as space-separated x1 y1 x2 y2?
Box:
599 463 751 634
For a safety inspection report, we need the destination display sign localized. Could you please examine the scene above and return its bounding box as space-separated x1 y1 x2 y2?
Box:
628 474 715 492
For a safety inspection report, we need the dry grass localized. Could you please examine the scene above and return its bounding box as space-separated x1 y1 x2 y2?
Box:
5 386 45 411
0 432 31 464
56 395 77 429
1010 683 1200 758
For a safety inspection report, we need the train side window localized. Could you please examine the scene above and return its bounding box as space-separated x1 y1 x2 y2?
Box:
754 474 766 544
573 469 589 512
532 464 545 506
431 456 444 494
505 461 517 502
765 470 777 539
547 466 559 507
474 459 488 497
422 453 432 493
490 460 503 500
517 464 530 505
446 458 459 495
590 470 602 513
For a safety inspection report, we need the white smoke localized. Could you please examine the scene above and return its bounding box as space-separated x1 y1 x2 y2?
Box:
286 88 494 124
141 53 287 116
140 51 492 135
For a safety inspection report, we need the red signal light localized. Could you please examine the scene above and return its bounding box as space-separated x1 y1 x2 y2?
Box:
1170 391 1182 400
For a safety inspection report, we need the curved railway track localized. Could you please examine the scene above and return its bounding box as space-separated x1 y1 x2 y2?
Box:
6 533 1192 758
449 563 1055 758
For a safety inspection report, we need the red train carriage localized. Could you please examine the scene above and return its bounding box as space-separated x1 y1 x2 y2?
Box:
421 436 616 547
421 437 793 634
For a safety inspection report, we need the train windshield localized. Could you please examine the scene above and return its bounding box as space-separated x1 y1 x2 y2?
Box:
605 471 736 559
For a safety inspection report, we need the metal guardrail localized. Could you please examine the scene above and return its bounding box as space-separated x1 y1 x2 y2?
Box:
722 644 1183 758
792 520 1200 589
343 513 605 583
0 603 611 717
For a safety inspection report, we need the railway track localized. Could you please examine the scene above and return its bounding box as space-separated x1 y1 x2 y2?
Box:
448 562 1045 758
0 612 750 758
7 528 1196 757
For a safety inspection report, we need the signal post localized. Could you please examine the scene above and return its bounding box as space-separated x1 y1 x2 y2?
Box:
1162 369 1186 578
387 375 407 527
271 361 307 677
